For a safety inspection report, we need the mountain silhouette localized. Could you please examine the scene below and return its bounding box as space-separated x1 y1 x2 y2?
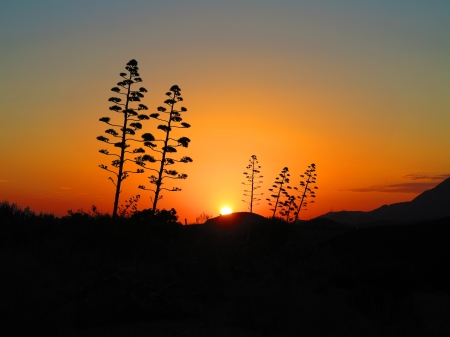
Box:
204 212 268 228
317 177 450 225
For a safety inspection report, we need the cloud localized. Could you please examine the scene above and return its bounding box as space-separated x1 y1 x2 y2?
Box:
401 174 450 181
29 188 90 200
32 194 59 199
346 182 439 194
346 174 450 193
73 192 88 197
0 180 8 183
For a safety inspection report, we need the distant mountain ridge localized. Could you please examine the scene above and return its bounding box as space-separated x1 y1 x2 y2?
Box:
317 177 450 225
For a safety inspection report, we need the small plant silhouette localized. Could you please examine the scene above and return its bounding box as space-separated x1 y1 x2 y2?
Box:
195 212 213 224
266 167 291 219
242 155 263 213
97 59 151 217
118 194 140 218
293 163 318 222
138 85 192 213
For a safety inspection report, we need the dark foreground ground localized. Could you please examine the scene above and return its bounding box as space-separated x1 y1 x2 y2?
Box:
1 210 450 336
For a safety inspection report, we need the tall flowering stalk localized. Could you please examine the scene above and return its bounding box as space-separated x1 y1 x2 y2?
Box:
266 167 291 219
242 155 263 213
138 85 192 213
293 163 318 222
97 59 151 217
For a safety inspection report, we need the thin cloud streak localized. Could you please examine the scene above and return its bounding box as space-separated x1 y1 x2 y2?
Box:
401 174 450 181
346 182 440 194
31 190 89 199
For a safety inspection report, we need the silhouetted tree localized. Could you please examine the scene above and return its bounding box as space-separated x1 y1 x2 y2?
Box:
242 155 263 213
293 163 318 222
138 85 192 213
97 59 151 217
266 167 291 219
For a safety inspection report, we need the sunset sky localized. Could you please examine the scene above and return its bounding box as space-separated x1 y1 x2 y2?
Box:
1 0 449 222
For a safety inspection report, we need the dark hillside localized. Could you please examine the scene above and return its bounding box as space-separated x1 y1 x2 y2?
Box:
1 207 449 336
321 217 450 290
318 177 450 225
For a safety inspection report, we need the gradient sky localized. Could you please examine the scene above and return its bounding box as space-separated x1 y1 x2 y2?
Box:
1 0 449 222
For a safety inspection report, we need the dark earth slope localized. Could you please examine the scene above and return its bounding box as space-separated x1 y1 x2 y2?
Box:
2 211 449 336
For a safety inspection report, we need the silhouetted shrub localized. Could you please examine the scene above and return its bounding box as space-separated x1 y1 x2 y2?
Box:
0 200 35 220
195 212 213 224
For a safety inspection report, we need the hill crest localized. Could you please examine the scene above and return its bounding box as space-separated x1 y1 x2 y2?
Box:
317 177 450 225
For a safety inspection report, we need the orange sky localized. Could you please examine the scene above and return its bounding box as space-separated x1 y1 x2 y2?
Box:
1 1 449 222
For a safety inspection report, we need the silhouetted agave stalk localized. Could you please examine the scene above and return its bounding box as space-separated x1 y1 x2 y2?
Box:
138 85 192 213
118 194 140 218
279 194 298 222
97 59 151 217
293 163 318 222
242 155 263 213
266 167 291 219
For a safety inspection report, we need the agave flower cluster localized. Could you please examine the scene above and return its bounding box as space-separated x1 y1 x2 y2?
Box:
242 155 263 213
292 163 317 222
97 59 152 217
278 192 298 222
97 60 192 216
266 164 318 222
266 167 292 219
138 85 193 213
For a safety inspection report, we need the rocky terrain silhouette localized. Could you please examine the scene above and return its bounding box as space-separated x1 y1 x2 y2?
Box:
317 177 450 225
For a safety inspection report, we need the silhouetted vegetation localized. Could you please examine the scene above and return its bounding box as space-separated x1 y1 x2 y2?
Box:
2 200 450 336
138 85 192 213
0 200 56 224
241 155 263 213
2 199 450 336
277 192 297 223
293 162 318 222
97 59 150 217
195 211 213 224
117 194 141 218
266 167 291 219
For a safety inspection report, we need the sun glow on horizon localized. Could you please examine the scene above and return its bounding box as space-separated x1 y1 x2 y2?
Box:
220 206 232 215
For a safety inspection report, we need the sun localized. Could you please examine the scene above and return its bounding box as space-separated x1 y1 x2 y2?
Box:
220 206 232 215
